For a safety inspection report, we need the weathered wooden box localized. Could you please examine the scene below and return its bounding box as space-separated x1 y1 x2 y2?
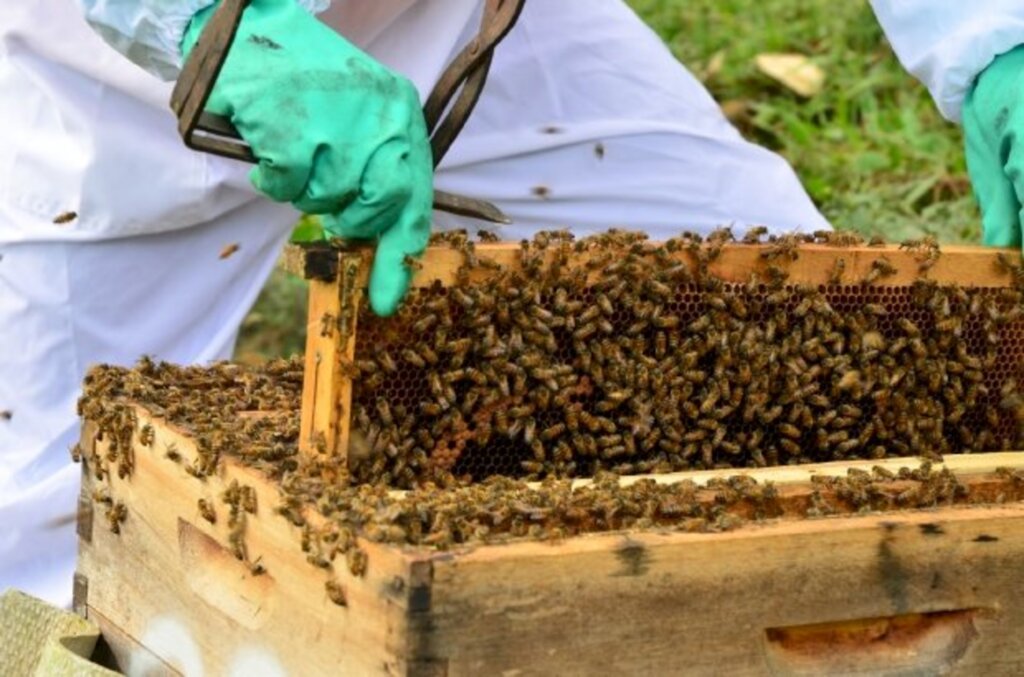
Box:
76 417 1024 675
75 239 1024 675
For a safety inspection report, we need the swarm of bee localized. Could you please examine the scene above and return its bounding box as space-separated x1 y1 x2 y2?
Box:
74 227 1024 558
77 356 303 482
348 228 1024 488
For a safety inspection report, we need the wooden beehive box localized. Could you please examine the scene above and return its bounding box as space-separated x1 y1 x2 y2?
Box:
75 424 1024 676
75 239 1024 675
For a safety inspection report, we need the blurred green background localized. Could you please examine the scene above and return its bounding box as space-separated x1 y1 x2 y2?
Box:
235 0 976 363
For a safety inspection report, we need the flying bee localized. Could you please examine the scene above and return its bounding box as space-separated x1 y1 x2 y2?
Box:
53 210 78 225
594 142 606 160
219 242 241 260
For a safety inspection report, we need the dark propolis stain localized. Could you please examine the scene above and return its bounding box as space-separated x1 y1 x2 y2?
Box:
919 523 945 536
973 534 999 543
614 539 651 577
877 522 909 613
996 107 1010 135
249 34 282 50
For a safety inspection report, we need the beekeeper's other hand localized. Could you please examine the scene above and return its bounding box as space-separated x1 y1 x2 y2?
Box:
964 45 1024 250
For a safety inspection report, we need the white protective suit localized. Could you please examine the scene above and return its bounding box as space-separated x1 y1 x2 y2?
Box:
0 0 1011 614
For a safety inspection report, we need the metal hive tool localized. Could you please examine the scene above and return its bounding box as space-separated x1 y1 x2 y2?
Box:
170 0 526 224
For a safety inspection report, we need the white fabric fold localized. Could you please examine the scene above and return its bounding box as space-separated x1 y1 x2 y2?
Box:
870 0 1024 122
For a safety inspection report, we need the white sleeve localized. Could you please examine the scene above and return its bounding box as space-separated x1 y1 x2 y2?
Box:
869 1 1024 122
77 0 331 82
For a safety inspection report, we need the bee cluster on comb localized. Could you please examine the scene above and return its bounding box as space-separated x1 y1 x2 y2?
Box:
347 228 1024 488
75 229 1024 567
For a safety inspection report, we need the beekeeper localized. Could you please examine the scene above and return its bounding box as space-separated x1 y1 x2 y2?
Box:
0 0 1018 608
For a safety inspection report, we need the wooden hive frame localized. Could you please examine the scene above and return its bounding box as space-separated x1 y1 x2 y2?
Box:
286 240 1024 469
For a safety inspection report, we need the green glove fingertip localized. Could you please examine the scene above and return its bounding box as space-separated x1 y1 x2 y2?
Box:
368 262 413 317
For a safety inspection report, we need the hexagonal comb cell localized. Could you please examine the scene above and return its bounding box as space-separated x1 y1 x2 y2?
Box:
347 232 1024 488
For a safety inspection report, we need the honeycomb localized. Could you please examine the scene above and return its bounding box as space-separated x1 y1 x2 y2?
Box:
348 231 1024 488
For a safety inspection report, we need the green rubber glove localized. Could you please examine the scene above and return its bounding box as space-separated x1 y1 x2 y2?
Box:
183 0 433 316
963 45 1024 251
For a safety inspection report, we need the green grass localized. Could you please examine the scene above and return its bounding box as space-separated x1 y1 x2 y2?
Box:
628 0 977 241
236 0 979 361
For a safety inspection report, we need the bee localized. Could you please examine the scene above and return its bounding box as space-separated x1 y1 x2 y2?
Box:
326 580 348 607
198 498 217 524
897 317 921 337
92 487 113 505
229 526 248 562
105 501 128 534
862 257 897 285
594 142 606 160
347 548 368 577
532 185 551 200
53 211 78 225
0 410 11 421
163 442 181 463
403 254 423 272
645 279 672 298
778 423 802 439
402 349 426 369
241 486 258 515
742 226 769 244
377 350 398 373
219 243 241 260
837 370 862 393
375 398 394 427
138 423 155 447
319 313 336 338
760 236 799 262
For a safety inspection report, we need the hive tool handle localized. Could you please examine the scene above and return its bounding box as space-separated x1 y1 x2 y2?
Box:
170 0 527 224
